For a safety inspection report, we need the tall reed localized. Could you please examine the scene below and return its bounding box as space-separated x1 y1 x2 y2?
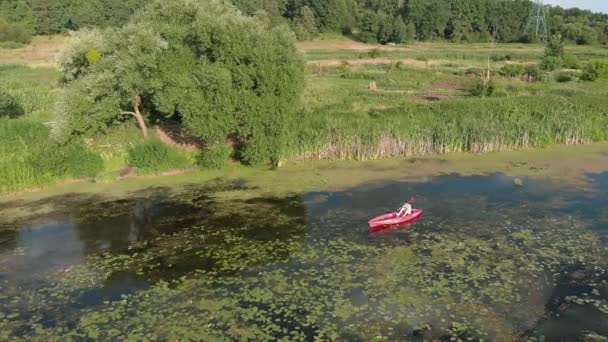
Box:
286 94 608 161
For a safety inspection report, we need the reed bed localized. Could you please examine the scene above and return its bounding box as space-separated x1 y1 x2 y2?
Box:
0 119 105 193
286 94 608 161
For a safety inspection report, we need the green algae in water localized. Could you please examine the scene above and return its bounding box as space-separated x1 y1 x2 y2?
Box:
1 174 608 340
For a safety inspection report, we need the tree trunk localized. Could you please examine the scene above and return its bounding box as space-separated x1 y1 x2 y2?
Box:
132 95 148 137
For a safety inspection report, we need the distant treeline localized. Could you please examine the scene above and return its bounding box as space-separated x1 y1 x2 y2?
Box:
0 0 607 45
236 0 608 44
0 0 139 43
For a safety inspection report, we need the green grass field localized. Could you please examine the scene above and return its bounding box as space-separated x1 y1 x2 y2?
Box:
288 39 608 160
300 40 608 63
1 36 608 193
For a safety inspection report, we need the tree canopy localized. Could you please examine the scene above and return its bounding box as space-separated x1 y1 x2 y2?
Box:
54 0 305 165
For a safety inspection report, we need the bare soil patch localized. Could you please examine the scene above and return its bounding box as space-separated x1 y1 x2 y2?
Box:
0 36 65 66
297 39 410 52
431 79 468 91
415 93 465 101
155 123 205 152
308 58 444 68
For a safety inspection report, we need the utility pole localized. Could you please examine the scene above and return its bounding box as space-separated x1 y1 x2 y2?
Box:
525 0 548 39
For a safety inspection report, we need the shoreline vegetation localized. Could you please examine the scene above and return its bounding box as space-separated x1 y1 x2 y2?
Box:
1 52 607 195
1 68 608 195
2 142 608 204
0 1 607 196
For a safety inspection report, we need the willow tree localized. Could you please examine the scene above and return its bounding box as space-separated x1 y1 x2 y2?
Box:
54 0 305 164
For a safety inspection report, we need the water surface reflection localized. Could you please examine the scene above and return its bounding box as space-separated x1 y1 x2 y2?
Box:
0 173 606 340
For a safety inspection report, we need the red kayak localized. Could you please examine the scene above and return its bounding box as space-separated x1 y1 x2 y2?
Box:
368 209 423 233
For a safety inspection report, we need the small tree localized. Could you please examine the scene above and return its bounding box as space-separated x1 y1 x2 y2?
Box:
404 22 417 42
299 6 317 34
54 0 305 165
545 34 564 59
391 17 408 44
291 6 317 41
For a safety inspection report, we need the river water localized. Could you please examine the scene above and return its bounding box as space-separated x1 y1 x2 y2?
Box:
0 173 607 340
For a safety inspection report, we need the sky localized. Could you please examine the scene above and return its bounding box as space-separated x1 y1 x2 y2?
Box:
545 0 608 14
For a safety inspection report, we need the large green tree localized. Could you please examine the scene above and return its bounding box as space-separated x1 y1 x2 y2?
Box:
54 0 305 164
404 0 450 40
308 0 357 33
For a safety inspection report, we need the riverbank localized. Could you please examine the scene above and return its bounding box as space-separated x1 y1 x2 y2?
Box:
2 143 607 205
2 39 608 196
1 141 608 341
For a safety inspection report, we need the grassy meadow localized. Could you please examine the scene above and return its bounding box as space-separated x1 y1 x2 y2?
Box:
286 39 608 160
1 36 608 193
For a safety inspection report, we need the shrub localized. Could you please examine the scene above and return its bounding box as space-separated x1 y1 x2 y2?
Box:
582 59 608 81
197 145 233 169
594 59 608 79
26 146 71 178
291 22 313 41
562 56 581 70
556 72 577 83
26 144 103 179
0 41 24 49
465 68 484 77
127 139 190 174
491 54 511 62
0 19 32 44
469 79 494 97
491 86 509 97
541 56 562 71
0 120 50 159
63 144 104 178
337 61 352 75
500 64 524 77
581 63 599 81
523 65 541 79
0 120 103 192
544 34 564 58
368 48 382 59
0 87 24 118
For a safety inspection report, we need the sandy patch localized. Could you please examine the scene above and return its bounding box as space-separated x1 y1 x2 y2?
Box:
0 36 65 66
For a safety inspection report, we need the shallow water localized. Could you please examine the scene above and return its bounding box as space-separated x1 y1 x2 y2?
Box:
0 173 607 340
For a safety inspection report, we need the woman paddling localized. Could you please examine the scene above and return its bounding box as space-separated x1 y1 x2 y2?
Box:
397 197 415 217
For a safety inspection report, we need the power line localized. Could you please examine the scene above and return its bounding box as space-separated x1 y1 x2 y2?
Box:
525 0 548 38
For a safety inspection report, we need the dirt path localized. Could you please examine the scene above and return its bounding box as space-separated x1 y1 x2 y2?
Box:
155 123 204 152
297 39 410 52
0 36 65 67
307 57 446 69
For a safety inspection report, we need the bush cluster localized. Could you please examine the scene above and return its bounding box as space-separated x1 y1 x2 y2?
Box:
27 143 104 179
126 139 190 174
581 59 608 81
0 18 31 44
0 87 24 118
499 64 542 80
0 120 104 193
197 145 233 170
